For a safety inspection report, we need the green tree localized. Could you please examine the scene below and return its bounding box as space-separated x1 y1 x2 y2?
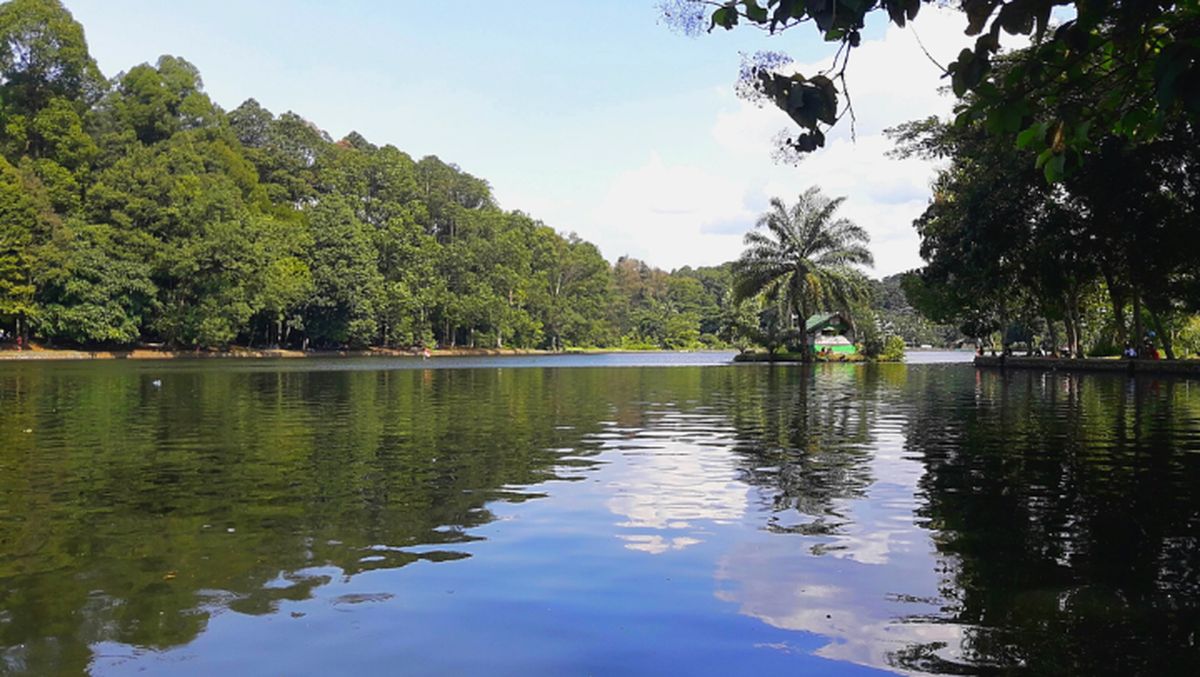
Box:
0 155 38 337
675 263 733 337
662 0 1199 176
108 56 219 145
256 253 312 348
717 290 759 352
35 223 156 343
302 197 382 348
0 0 103 117
731 186 873 361
533 231 613 350
892 61 1198 357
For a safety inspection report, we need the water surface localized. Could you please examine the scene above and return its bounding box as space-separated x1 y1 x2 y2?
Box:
1 355 1197 674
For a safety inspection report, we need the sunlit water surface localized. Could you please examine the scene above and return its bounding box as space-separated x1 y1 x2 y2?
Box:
2 352 1198 674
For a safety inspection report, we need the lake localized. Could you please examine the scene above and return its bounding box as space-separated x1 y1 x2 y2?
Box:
2 352 1198 674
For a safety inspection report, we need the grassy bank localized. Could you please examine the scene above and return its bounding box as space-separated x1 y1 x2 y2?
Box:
733 351 870 363
0 344 558 361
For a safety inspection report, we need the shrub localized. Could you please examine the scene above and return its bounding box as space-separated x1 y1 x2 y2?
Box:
857 313 885 358
1178 316 1200 358
881 335 906 362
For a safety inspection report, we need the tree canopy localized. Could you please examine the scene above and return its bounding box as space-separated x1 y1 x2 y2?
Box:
0 0 936 355
891 44 1198 357
0 0 786 352
662 1 1199 178
731 186 874 359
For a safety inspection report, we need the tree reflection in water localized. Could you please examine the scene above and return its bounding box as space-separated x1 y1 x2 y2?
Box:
0 365 610 674
717 365 1200 673
903 369 1200 674
2 362 1199 674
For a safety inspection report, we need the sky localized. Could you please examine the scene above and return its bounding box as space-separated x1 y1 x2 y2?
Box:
62 1 980 277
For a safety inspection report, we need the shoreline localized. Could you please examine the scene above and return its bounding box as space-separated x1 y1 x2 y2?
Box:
0 346 552 361
0 346 738 362
975 355 1200 377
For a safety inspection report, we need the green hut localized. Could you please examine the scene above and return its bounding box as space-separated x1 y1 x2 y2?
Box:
805 312 857 355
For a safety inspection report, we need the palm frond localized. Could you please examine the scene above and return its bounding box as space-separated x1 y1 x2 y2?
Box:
732 186 874 328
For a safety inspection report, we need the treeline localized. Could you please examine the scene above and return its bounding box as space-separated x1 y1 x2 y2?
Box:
867 274 960 348
0 0 761 351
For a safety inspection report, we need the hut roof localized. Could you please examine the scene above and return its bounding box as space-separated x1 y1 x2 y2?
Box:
805 312 847 333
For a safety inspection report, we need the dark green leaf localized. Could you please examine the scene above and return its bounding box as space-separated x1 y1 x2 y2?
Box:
742 0 768 23
1015 123 1046 149
1042 153 1065 182
709 6 738 31
963 0 999 36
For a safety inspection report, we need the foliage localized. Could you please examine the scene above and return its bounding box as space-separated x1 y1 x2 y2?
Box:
871 273 961 347
0 0 779 351
731 186 873 360
855 308 884 358
0 155 38 332
892 47 1199 358
1177 316 1200 358
661 1 1200 178
881 334 906 362
35 223 157 343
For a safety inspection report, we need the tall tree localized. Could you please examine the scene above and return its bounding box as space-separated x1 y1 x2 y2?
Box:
731 187 873 360
0 155 38 337
892 55 1199 357
35 222 157 344
0 0 103 117
302 197 382 348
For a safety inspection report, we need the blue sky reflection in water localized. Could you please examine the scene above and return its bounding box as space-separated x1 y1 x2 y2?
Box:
2 355 1199 674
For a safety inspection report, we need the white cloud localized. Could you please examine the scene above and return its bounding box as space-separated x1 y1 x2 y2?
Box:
712 422 970 674
590 153 756 269
599 417 749 555
581 6 985 277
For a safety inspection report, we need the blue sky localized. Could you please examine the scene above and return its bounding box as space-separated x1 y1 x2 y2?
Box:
63 1 979 276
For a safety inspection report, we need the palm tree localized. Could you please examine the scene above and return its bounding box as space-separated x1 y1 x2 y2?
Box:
732 187 874 361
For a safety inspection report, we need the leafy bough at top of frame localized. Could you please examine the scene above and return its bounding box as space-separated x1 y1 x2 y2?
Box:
688 0 1200 181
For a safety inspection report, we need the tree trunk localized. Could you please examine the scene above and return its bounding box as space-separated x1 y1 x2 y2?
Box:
1074 291 1084 357
798 302 813 363
998 297 1010 354
1075 309 1084 357
1149 308 1174 360
1132 291 1144 352
1064 290 1081 357
1103 270 1128 348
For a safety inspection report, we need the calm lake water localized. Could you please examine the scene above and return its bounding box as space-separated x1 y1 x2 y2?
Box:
2 352 1198 675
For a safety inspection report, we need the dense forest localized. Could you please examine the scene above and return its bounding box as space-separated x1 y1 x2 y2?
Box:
0 0 724 351
0 1 916 355
0 0 944 353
